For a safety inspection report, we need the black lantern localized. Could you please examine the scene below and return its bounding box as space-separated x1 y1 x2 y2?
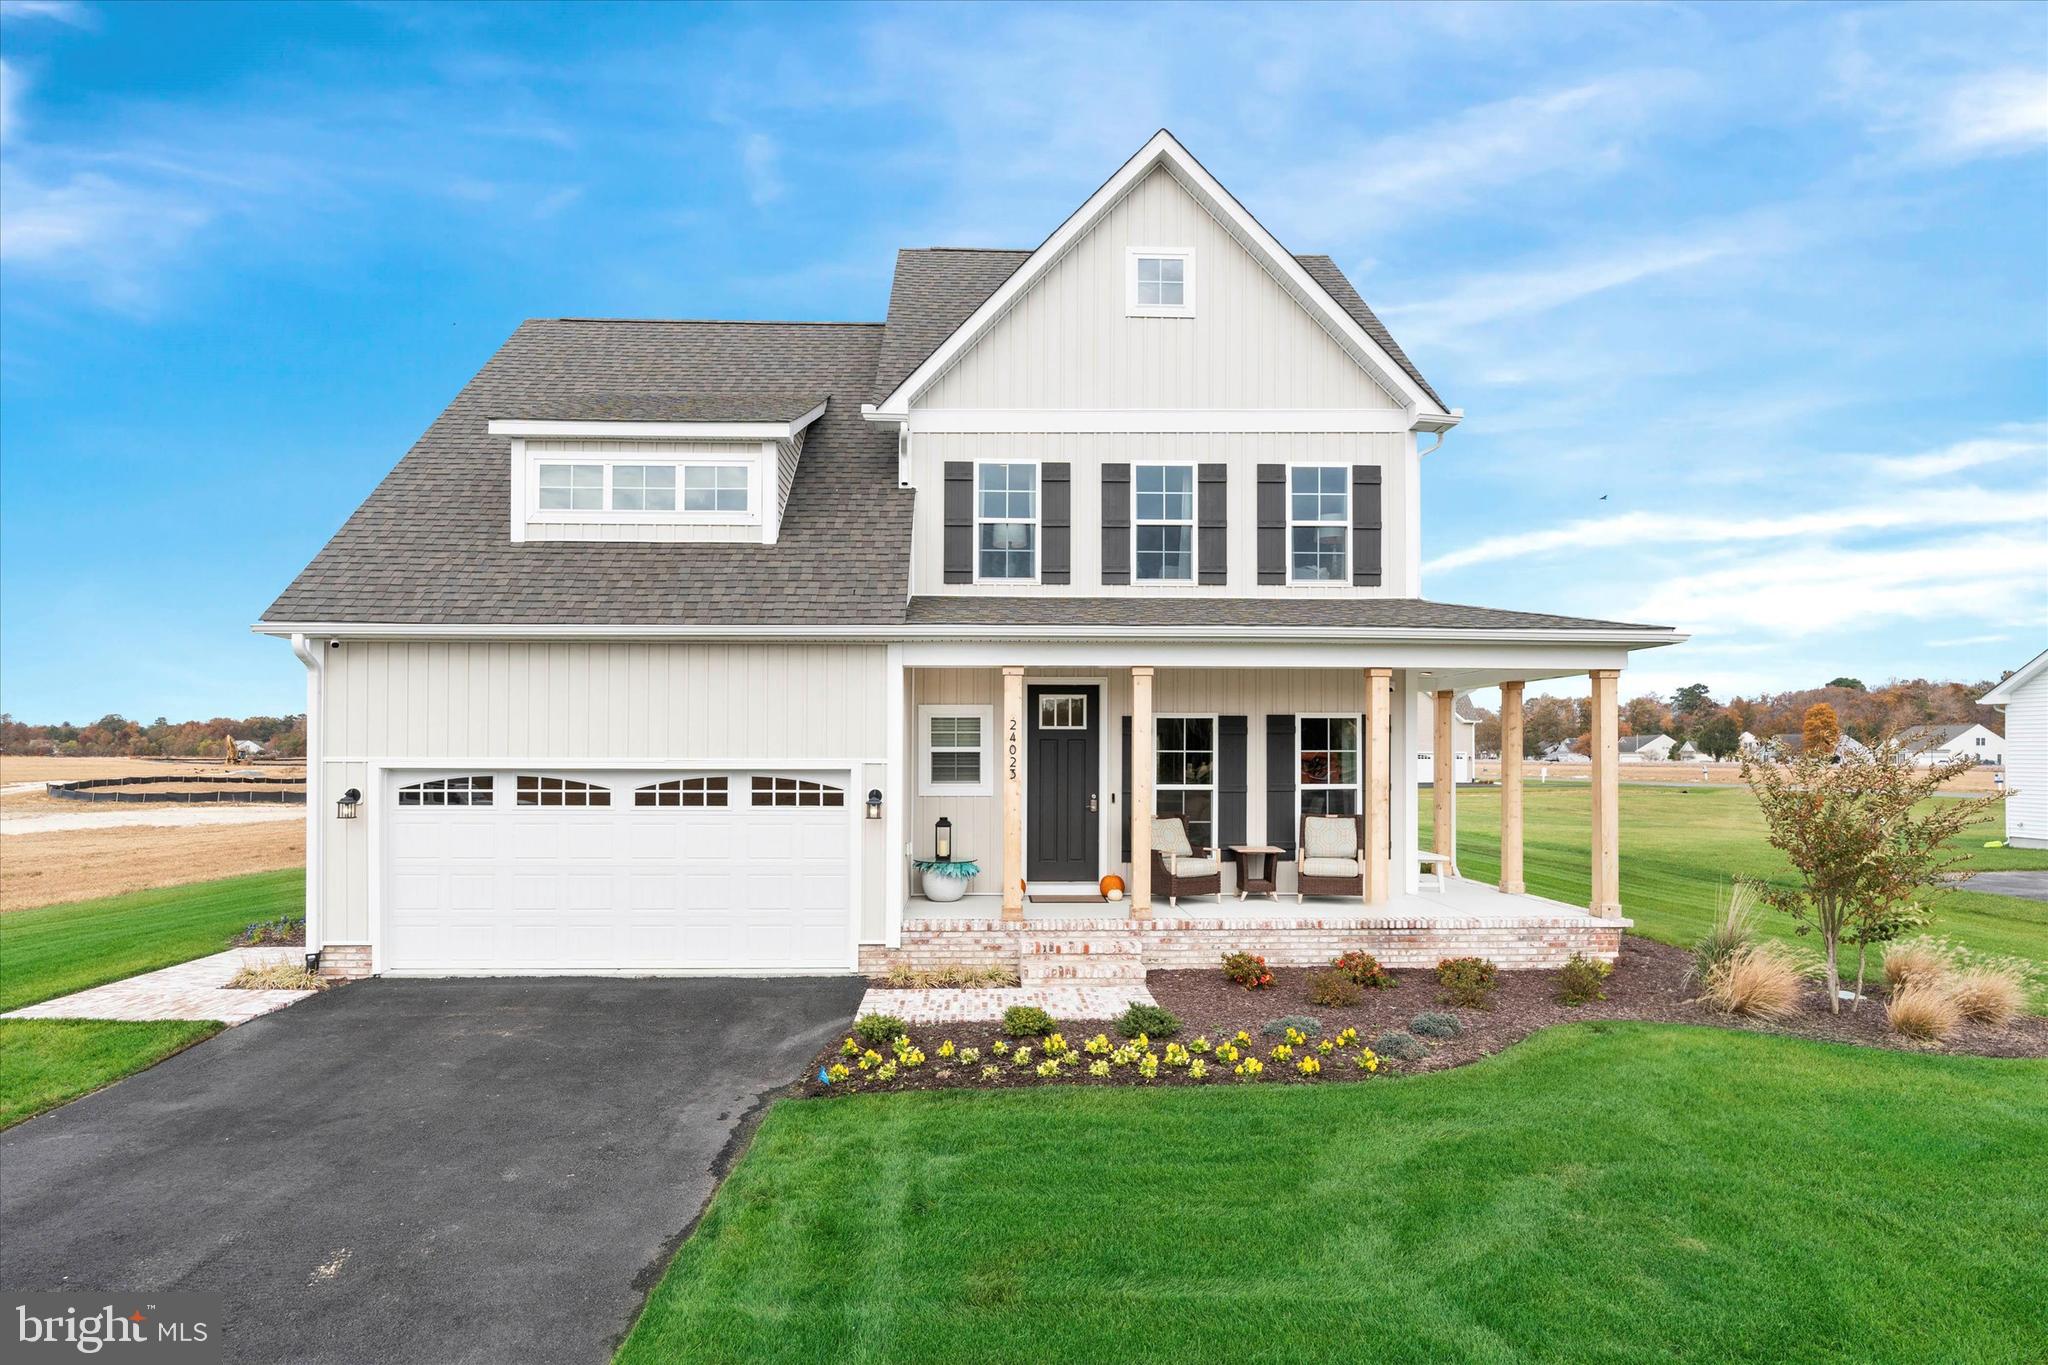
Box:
865 788 883 821
336 787 362 820
934 816 952 862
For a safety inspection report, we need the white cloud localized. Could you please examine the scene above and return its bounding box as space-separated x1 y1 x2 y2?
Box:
1870 423 2048 479
0 1 94 28
0 167 213 311
1425 482 2048 574
1927 634 2011 648
1917 68 2048 163
739 131 784 207
1629 530 2047 636
0 57 20 146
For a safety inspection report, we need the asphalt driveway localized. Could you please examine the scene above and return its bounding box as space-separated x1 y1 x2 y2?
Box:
1 976 865 1364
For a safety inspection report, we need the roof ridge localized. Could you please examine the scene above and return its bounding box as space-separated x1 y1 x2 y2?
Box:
541 317 885 328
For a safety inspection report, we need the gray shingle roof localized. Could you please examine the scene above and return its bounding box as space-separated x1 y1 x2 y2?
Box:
902 597 1668 632
487 390 827 423
870 249 1443 409
262 320 912 626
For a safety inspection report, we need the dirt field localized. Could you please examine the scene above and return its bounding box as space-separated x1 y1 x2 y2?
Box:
1 819 305 912
0 755 294 785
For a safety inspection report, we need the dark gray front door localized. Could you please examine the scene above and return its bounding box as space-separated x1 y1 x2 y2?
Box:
1027 684 1100 882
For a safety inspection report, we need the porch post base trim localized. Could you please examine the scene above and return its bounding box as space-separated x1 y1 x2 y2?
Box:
1500 880 1527 896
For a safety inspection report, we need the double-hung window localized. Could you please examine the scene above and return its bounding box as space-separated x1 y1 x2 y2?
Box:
1155 716 1216 848
919 704 993 796
1134 464 1195 582
1299 715 1361 818
1289 465 1348 582
976 462 1037 581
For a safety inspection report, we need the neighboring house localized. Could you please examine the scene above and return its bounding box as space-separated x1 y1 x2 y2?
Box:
261 131 1683 982
1982 651 2047 849
1763 732 1871 762
1676 740 1703 762
1894 722 2004 767
232 739 268 759
1737 731 1761 753
1618 734 1675 763
1415 694 1478 785
1536 742 1592 764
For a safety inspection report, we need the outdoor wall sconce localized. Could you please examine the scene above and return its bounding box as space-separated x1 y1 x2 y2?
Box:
865 788 883 820
934 816 953 861
336 787 361 820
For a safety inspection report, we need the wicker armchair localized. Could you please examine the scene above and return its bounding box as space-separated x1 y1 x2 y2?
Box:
1150 813 1222 908
1296 813 1366 901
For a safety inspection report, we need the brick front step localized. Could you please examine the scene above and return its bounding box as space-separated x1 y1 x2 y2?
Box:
1022 959 1151 984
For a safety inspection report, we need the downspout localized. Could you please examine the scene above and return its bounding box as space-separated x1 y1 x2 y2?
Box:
1415 429 1447 458
289 633 324 960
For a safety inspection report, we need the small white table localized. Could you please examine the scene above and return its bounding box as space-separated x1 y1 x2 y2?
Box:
1415 850 1455 892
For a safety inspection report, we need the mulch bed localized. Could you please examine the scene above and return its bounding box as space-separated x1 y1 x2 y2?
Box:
803 937 2046 1098
231 924 306 948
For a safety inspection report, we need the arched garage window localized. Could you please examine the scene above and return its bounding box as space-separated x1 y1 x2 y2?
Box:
515 775 611 807
397 776 493 807
635 777 728 808
750 776 844 808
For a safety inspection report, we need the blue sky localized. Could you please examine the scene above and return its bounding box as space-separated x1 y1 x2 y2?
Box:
2 0 2044 724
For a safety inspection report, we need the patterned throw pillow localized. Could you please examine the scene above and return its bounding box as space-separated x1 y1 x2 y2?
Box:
1303 816 1357 859
1152 817 1193 857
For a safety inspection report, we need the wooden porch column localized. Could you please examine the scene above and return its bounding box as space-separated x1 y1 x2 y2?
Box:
1432 690 1456 872
1130 666 1155 919
1499 681 1526 895
1000 666 1025 921
1589 668 1622 917
1364 667 1393 904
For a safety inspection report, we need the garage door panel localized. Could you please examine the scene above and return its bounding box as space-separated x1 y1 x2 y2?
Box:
385 770 852 973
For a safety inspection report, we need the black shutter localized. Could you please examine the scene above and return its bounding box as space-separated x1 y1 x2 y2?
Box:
1198 463 1228 585
1257 464 1285 584
1120 716 1133 862
1352 465 1382 587
1042 462 1071 584
1265 714 1296 855
1218 714 1247 860
943 461 973 584
1102 463 1131 585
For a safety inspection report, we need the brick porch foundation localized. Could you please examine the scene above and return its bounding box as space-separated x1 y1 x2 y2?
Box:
317 944 374 981
860 912 1627 977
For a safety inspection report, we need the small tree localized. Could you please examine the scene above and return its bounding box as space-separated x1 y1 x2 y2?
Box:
1802 702 1841 757
1740 739 2005 1012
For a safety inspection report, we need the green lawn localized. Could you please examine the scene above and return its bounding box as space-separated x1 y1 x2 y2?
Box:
0 869 303 1012
621 1024 2048 1364
1421 784 2048 984
0 1019 223 1130
0 870 300 1128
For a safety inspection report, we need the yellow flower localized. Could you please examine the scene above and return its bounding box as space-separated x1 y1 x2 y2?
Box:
937 1040 956 1058
840 1038 860 1056
1317 1039 1334 1055
1270 1044 1293 1062
1297 1055 1321 1076
827 1062 850 1082
1188 1058 1208 1079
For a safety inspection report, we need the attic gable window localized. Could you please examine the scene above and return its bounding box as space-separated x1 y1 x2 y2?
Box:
1127 248 1194 317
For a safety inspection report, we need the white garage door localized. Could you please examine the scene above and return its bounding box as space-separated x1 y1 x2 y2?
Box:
383 769 854 974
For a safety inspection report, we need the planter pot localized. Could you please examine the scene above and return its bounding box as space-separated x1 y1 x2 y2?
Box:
920 868 971 902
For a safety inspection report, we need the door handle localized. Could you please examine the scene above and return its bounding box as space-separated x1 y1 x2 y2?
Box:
1088 793 1099 813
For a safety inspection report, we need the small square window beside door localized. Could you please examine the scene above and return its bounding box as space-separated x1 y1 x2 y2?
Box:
1038 694 1087 730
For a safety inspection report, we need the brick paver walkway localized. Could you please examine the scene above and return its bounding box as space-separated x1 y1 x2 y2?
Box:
3 948 319 1025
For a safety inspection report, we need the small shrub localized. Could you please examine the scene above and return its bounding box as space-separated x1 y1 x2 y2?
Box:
1947 966 2024 1028
1436 956 1498 1009
1701 943 1802 1019
1002 1005 1056 1038
226 962 325 992
1409 1011 1462 1039
235 914 305 947
1222 951 1274 990
1115 1001 1181 1039
1883 938 1953 992
1260 1015 1321 1037
1886 983 1961 1041
1306 970 1363 1007
1556 953 1613 1006
1372 1030 1426 1061
853 1013 908 1045
1330 950 1396 989
1687 885 1757 986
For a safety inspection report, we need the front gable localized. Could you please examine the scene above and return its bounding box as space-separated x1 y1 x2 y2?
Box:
874 131 1451 422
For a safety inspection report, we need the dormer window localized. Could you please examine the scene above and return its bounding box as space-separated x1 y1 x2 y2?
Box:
1127 248 1194 317
532 458 754 521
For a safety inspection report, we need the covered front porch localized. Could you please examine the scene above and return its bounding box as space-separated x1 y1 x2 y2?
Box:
871 645 1635 976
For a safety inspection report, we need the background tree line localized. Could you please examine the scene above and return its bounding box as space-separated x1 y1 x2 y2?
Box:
0 713 307 759
1469 675 2005 761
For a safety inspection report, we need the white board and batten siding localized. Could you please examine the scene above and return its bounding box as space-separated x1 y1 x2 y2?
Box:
1998 671 2046 849
315 640 892 953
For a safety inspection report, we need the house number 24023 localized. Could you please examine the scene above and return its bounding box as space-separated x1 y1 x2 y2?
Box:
1007 717 1020 780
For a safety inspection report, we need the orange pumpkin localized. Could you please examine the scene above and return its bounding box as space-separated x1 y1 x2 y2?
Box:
1099 873 1126 897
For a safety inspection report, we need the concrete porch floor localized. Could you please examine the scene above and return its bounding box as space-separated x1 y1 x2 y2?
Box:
908 876 1618 926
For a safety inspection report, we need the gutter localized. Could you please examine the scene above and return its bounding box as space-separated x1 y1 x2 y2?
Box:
288 633 324 958
257 621 1686 648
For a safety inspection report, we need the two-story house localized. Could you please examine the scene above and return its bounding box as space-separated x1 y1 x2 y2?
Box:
261 131 1682 983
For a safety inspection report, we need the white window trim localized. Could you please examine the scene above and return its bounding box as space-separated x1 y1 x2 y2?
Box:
917 703 994 797
1155 713 1218 850
1297 713 1363 829
1286 461 1351 587
1126 246 1195 318
526 451 763 527
1131 458 1199 586
972 458 1041 586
